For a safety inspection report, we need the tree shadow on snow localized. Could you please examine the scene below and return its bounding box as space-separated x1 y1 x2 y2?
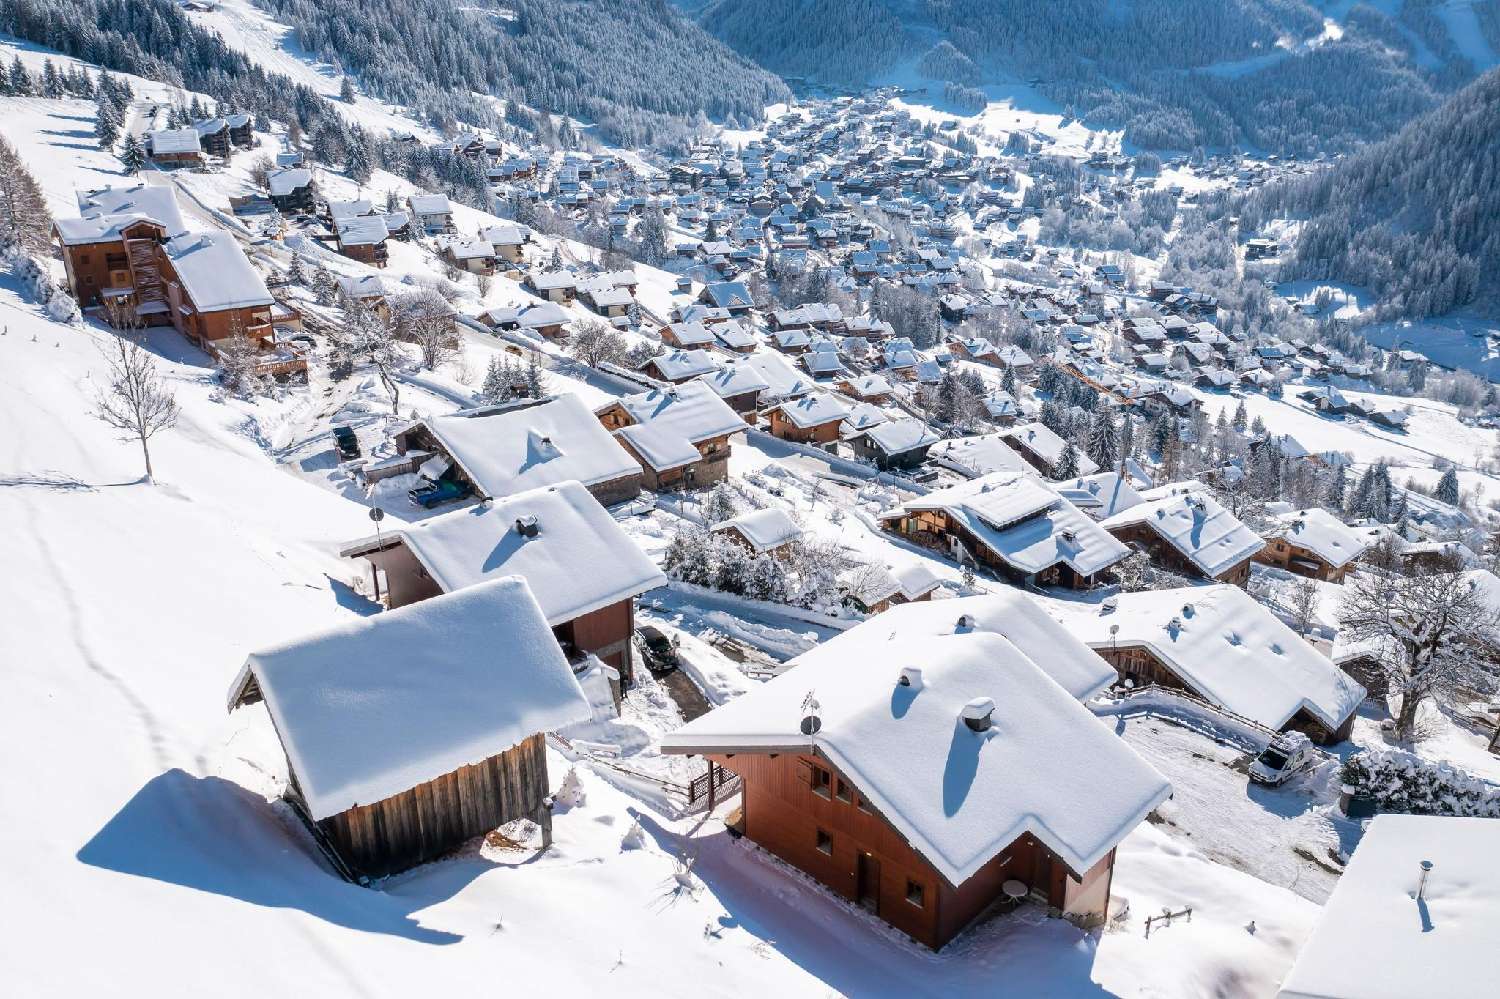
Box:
77 769 472 944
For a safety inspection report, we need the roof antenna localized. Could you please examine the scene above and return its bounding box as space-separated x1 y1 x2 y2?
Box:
799 690 822 736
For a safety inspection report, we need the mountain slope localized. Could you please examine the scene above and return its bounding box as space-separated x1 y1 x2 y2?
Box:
1251 66 1500 320
688 0 1487 152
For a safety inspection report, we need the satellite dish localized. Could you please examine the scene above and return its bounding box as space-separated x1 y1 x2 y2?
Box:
800 715 822 736
369 507 385 523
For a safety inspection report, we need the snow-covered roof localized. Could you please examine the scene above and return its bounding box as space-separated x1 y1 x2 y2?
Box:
337 274 386 299
840 562 945 607
612 381 746 448
147 127 201 155
862 417 939 456
488 301 570 330
415 395 639 498
1047 586 1366 732
340 480 664 625
1056 472 1143 520
929 433 1033 479
843 373 893 398
436 235 495 260
1001 423 1100 475
648 349 720 382
76 184 187 237
267 168 312 197
774 392 849 428
742 350 814 400
712 320 758 350
336 215 389 247
841 402 888 434
233 576 591 821
697 359 770 399
480 222 530 246
408 193 453 215
663 321 717 348
892 474 1130 579
1266 508 1369 569
661 601 1170 885
1278 815 1500 999
54 213 166 246
1101 491 1264 578
163 232 274 311
712 508 802 554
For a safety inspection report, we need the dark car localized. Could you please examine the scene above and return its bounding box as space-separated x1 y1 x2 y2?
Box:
332 425 361 461
408 477 471 509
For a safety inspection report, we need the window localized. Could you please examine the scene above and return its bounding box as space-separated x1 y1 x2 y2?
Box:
835 778 851 803
816 829 833 855
811 765 831 798
906 879 924 908
856 795 874 815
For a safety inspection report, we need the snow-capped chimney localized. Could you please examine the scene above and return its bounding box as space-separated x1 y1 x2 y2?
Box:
955 613 974 630
898 666 923 689
515 514 539 538
1418 860 1433 901
962 697 995 733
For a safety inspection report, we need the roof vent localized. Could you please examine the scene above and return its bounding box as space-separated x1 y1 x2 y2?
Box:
1182 603 1194 617
898 666 923 689
1417 859 1433 901
515 515 539 538
962 697 995 733
955 614 974 630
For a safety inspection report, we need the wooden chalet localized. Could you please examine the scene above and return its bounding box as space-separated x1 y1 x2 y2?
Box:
226 577 592 880
339 480 664 681
710 508 802 559
767 393 849 444
595 382 745 491
661 596 1170 949
1100 492 1263 587
1254 509 1368 583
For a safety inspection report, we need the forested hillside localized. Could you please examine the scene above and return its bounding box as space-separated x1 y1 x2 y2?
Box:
697 0 907 84
1246 67 1500 320
259 0 789 146
0 0 788 146
689 0 1481 153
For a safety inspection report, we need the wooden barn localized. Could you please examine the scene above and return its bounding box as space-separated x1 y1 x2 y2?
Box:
225 576 592 881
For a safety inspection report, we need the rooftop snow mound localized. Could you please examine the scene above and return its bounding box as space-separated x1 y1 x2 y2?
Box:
1100 490 1264 578
229 576 591 821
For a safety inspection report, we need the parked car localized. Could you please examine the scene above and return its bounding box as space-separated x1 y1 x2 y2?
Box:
332 424 361 461
1249 732 1315 786
408 477 471 509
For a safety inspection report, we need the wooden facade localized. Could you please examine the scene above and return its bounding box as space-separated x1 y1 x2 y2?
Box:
1095 644 1355 744
300 732 552 880
708 751 1115 949
1254 539 1349 582
351 540 637 680
768 408 841 445
881 508 1103 589
1107 521 1253 587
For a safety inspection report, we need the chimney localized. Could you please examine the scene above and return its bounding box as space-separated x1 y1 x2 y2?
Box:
955 613 974 630
515 514 539 538
898 666 923 689
1418 860 1433 900
962 697 995 733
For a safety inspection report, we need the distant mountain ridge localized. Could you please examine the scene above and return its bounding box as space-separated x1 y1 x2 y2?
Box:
687 0 1498 153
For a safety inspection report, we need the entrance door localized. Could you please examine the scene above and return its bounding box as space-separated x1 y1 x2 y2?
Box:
856 852 880 914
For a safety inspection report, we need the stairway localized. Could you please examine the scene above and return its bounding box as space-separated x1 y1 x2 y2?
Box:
125 239 166 309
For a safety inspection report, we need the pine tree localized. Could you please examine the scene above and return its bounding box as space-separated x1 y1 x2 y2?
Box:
287 254 308 287
1326 463 1348 512
0 135 54 255
1119 412 1136 459
1249 414 1266 436
524 351 547 399
40 60 61 98
1056 443 1081 480
340 76 357 104
1001 364 1017 396
312 262 337 306
95 97 121 150
119 134 146 174
346 138 372 185
10 57 33 96
1435 466 1460 506
1085 397 1119 470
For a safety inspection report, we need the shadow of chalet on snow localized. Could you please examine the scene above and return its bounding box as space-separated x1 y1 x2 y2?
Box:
630 809 1112 996
76 769 471 945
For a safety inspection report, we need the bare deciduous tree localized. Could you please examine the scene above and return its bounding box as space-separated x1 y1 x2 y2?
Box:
389 289 458 371
1286 576 1322 636
1339 569 1500 739
92 335 180 482
568 318 628 369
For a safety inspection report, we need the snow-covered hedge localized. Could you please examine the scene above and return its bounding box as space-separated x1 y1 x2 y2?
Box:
2 245 79 324
1340 750 1500 818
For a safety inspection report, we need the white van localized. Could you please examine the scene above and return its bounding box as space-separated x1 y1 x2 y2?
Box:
1249 732 1315 786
